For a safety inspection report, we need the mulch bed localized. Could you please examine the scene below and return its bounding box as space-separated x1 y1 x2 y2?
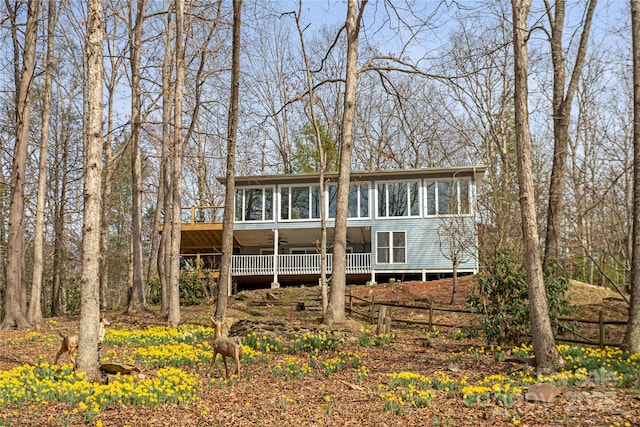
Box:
1 276 637 426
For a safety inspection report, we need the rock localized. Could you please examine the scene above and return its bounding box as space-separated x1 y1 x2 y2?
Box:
447 363 460 372
266 292 281 301
525 383 564 403
228 318 356 338
100 362 140 375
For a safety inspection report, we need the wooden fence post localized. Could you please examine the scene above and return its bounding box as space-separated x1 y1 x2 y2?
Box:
348 288 353 314
384 316 391 334
429 300 434 330
599 310 604 348
371 296 376 324
376 305 388 335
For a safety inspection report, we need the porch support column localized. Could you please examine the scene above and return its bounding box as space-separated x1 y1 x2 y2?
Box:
272 228 279 288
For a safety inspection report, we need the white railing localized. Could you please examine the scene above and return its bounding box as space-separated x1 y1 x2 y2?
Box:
231 254 274 275
231 253 371 276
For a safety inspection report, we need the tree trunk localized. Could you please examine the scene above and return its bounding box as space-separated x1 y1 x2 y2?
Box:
28 0 57 325
450 257 458 305
215 0 242 322
542 0 597 269
293 3 328 314
168 0 185 327
158 7 174 317
511 0 565 373
128 0 147 314
326 0 367 326
625 0 640 353
100 8 127 311
77 0 105 382
51 142 67 317
2 0 39 330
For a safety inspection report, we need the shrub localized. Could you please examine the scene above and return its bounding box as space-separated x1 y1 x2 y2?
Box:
467 252 575 345
148 269 217 306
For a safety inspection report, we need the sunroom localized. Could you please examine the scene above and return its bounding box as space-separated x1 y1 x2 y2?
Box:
179 166 485 290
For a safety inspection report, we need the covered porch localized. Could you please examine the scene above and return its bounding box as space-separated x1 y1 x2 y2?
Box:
179 207 374 288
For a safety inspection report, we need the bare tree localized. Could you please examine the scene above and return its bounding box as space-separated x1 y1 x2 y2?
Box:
168 0 185 327
326 0 367 326
76 0 105 381
215 0 242 322
437 216 476 304
28 0 57 325
542 0 597 269
128 0 147 314
100 3 127 310
626 0 640 353
2 0 39 330
291 1 330 314
243 8 297 174
511 0 565 372
158 5 175 317
433 9 522 260
50 89 76 317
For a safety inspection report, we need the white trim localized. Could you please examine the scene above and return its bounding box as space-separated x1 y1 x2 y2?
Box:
375 179 422 219
235 185 275 222
279 184 322 221
375 230 406 264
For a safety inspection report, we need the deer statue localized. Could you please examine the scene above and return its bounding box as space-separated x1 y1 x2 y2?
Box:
209 316 242 378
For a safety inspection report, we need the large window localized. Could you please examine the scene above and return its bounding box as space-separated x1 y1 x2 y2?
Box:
235 187 273 221
426 179 471 216
377 181 420 217
280 185 320 220
328 182 369 218
377 231 406 264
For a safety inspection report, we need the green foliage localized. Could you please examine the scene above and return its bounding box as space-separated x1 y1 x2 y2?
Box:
148 268 217 306
568 254 627 291
64 277 81 315
467 252 575 345
148 276 162 305
290 121 339 173
373 332 395 346
178 270 208 306
242 333 285 353
290 332 343 354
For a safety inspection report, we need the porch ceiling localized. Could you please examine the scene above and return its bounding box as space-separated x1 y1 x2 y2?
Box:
180 223 237 252
176 222 370 251
234 226 371 248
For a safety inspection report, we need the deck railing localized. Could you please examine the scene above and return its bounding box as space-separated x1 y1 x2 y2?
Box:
180 205 224 224
230 253 371 276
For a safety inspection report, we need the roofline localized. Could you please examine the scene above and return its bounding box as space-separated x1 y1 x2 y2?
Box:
218 165 486 186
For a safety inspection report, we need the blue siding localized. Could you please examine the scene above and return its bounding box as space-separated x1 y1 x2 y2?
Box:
229 167 483 276
370 217 477 271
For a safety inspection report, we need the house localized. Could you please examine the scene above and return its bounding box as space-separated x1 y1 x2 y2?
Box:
179 166 485 291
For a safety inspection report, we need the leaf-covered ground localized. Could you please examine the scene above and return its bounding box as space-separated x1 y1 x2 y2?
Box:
1 277 638 427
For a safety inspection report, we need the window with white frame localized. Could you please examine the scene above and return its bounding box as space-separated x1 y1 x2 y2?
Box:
280 185 320 220
426 179 471 216
328 182 369 218
376 231 406 264
377 181 420 217
235 187 273 221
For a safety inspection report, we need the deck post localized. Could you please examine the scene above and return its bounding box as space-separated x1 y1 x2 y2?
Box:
272 229 279 288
